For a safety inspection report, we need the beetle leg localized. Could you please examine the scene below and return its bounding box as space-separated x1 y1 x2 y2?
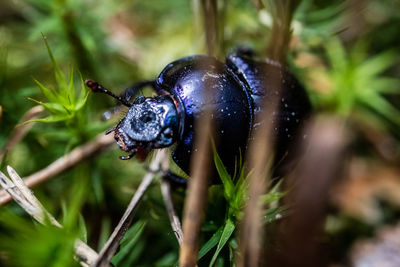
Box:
162 171 188 188
121 80 156 103
105 126 117 135
119 153 136 160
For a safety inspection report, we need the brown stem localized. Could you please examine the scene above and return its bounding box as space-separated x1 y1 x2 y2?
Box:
95 149 168 267
161 178 183 245
271 116 350 267
0 105 44 162
0 133 114 206
236 63 282 267
267 0 301 64
179 111 212 267
201 0 222 57
179 59 215 266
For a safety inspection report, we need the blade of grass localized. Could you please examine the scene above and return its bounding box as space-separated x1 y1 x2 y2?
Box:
111 221 146 266
209 219 235 267
213 144 234 201
198 226 224 260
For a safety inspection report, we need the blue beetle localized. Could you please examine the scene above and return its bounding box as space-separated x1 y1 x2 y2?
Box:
86 49 311 183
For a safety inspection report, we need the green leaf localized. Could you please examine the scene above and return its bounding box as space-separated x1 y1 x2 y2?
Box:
30 40 91 129
27 97 68 114
213 143 234 201
77 71 89 103
326 38 347 72
361 93 400 125
75 89 90 111
264 206 287 223
358 51 397 77
209 219 235 267
33 78 58 103
112 221 146 265
260 179 285 204
66 67 76 105
369 78 400 94
26 114 72 123
232 171 250 213
78 214 87 243
42 33 67 90
198 226 224 260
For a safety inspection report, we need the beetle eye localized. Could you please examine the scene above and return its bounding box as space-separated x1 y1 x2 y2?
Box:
163 127 173 138
140 112 156 123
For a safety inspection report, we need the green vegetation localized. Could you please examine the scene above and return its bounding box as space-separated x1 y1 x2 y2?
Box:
0 0 399 266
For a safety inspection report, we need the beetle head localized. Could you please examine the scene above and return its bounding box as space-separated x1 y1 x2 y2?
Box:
114 95 179 159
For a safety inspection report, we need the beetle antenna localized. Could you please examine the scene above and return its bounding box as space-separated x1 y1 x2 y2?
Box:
85 80 131 107
105 126 116 135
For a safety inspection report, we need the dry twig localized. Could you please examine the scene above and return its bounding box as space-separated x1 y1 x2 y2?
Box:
236 65 281 267
0 105 44 162
0 166 99 267
0 133 114 206
95 149 169 267
179 114 212 267
161 178 183 245
159 152 183 246
237 3 301 263
178 73 214 266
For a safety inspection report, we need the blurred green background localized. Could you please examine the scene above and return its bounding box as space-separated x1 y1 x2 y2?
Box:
0 0 400 266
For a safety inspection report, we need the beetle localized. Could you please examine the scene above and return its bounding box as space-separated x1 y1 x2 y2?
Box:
86 48 311 184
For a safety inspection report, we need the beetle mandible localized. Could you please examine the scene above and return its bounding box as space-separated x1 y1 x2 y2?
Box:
86 49 311 183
